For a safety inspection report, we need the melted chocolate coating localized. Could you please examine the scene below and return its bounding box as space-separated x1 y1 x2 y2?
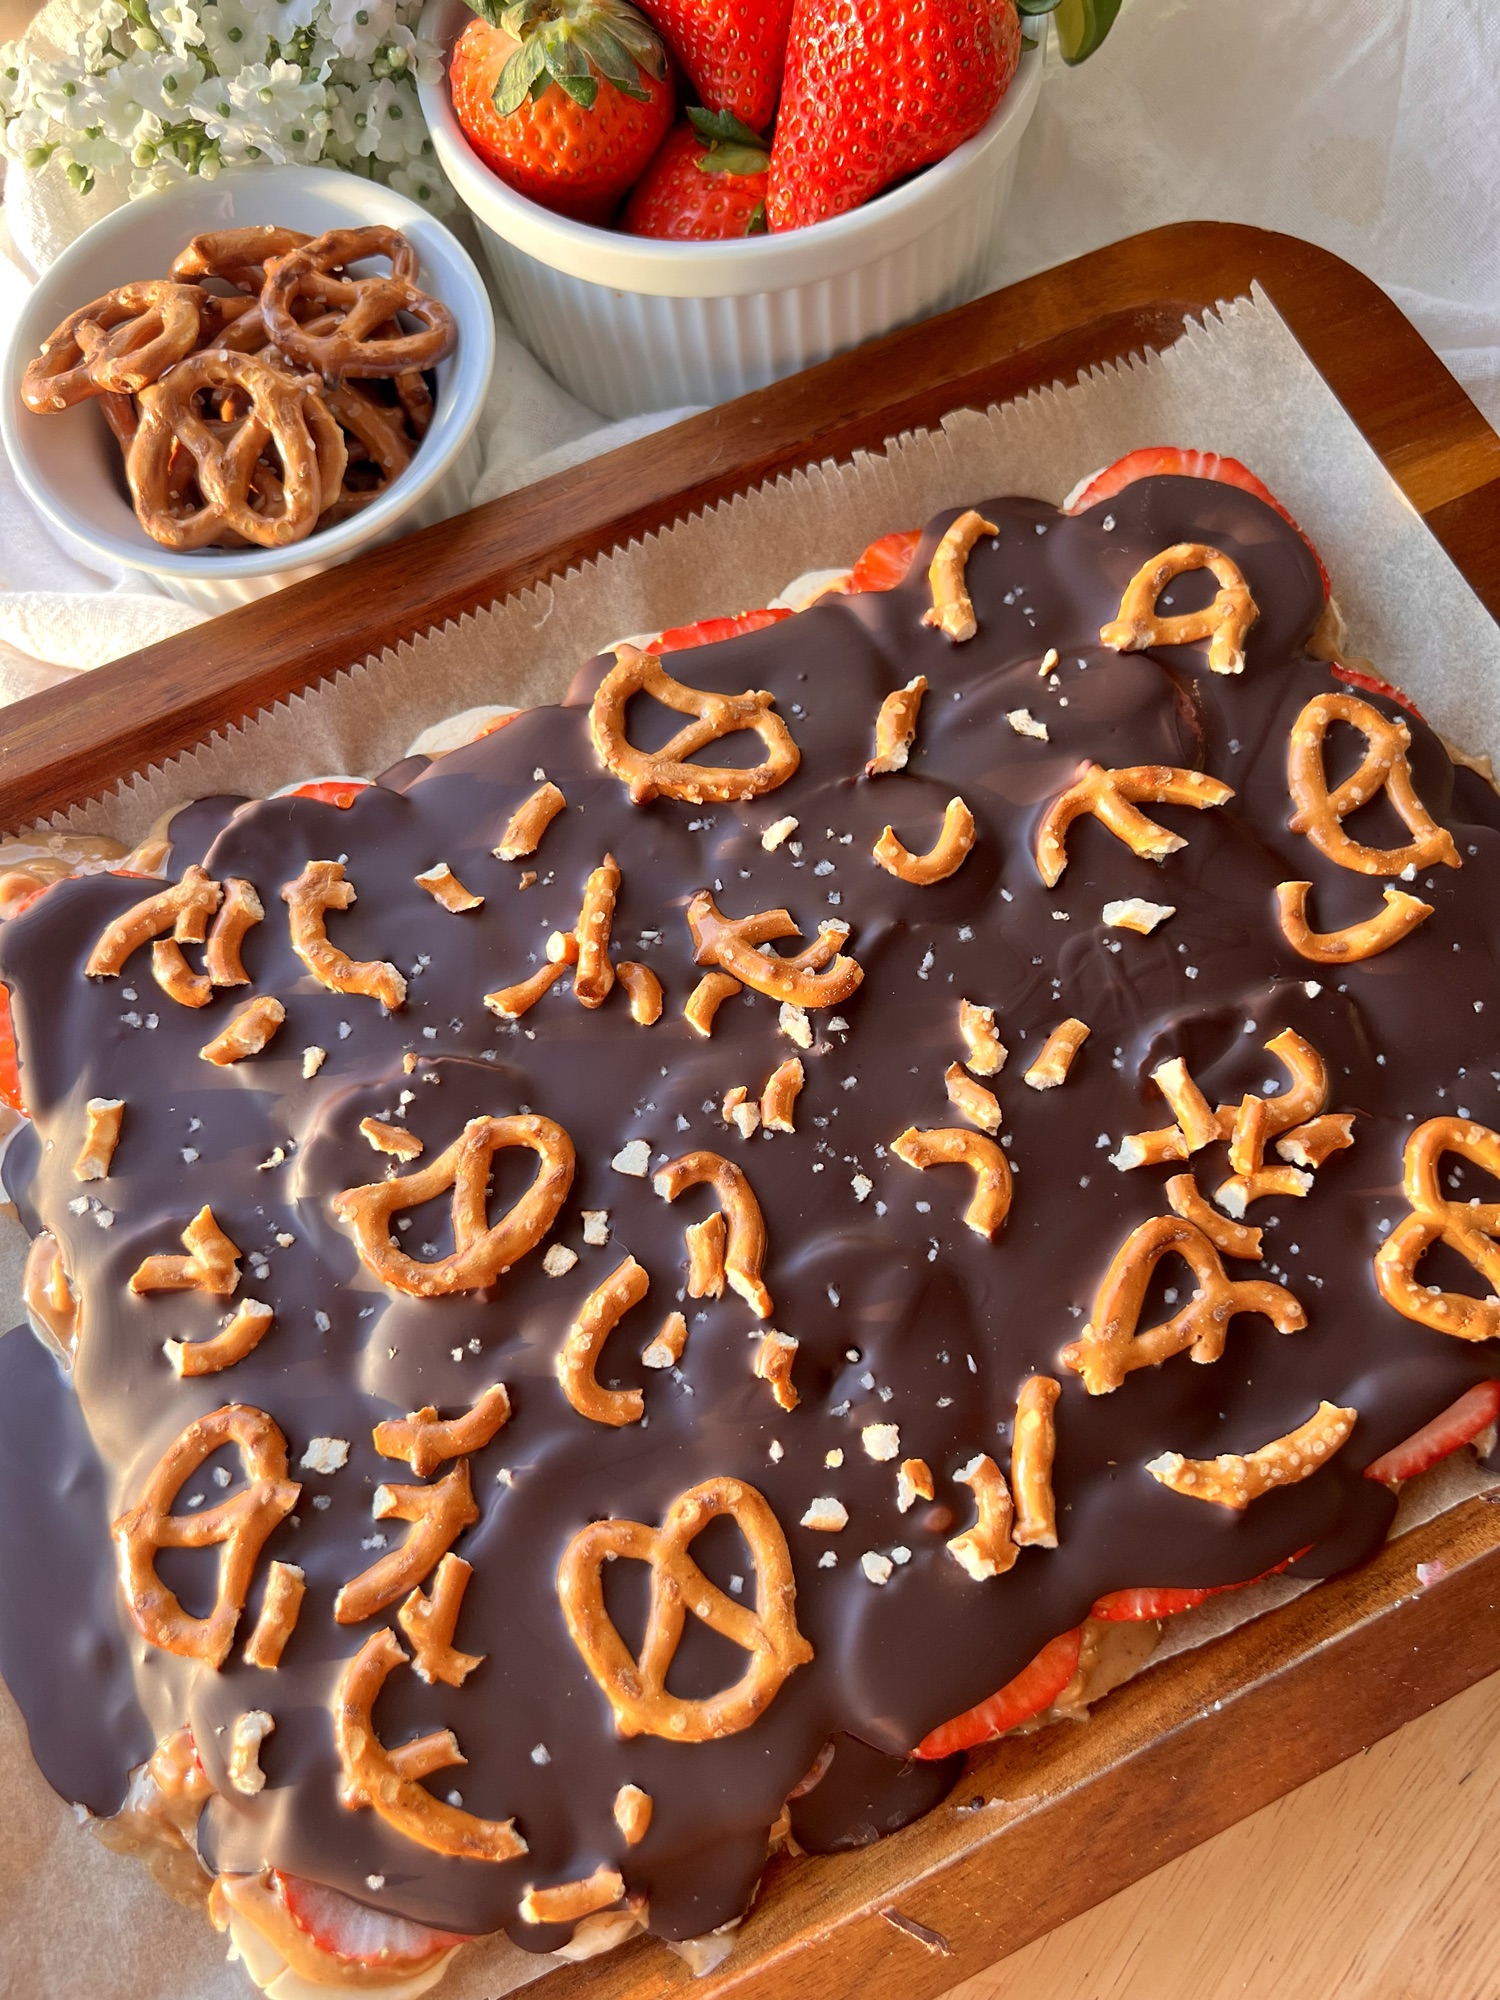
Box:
4 476 1500 1949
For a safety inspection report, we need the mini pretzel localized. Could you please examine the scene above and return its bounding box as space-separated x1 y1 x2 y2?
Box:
1036 762 1233 886
946 1455 1016 1580
558 1256 649 1426
485 962 568 1019
86 865 222 979
518 1869 626 1927
320 381 414 521
373 1384 512 1477
1011 1376 1061 1548
873 797 976 884
866 676 928 775
171 225 311 292
204 879 264 986
590 646 800 805
1100 543 1258 674
616 961 663 1024
684 970 743 1035
361 1116 424 1160
753 1330 800 1412
1215 1027 1328 1138
687 891 863 1008
165 1298 274 1379
614 1785 652 1845
1147 1401 1357 1510
1276 1114 1356 1168
261 226 457 377
1216 1094 1313 1216
1287 691 1461 877
959 999 1007 1077
334 1460 478 1624
399 1553 485 1687
921 511 998 643
654 1151 772 1316
685 1210 728 1298
761 1057 805 1132
1374 1117 1500 1340
415 863 483 913
199 994 285 1066
897 1458 935 1512
891 1126 1013 1238
129 1205 241 1296
1165 1173 1262 1260
151 936 213 1008
74 1096 124 1181
494 781 566 860
573 855 620 1007
1023 1017 1091 1090
334 1627 527 1861
243 1559 306 1670
23 281 204 411
1061 1215 1305 1395
334 1112 575 1297
112 1403 300 1667
282 860 406 1009
557 1476 813 1741
1276 881 1433 962
944 1062 1000 1133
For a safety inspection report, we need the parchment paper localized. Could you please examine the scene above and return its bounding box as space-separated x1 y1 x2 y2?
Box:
5 286 1499 2000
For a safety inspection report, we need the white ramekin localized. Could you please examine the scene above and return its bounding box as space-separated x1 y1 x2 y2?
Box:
417 0 1043 419
0 166 495 614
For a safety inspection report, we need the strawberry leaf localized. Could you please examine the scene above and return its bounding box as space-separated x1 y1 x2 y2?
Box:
551 64 599 109
745 200 767 235
461 0 507 25
492 31 546 117
698 143 769 177
595 3 667 79
570 21 652 101
687 105 766 149
1054 0 1121 63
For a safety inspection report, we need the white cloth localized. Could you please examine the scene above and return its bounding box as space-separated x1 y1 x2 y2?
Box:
2 0 1498 705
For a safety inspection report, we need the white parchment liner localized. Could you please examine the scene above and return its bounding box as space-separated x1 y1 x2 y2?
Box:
4 286 1499 1999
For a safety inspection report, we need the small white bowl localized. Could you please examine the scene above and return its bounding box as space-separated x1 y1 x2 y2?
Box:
0 166 495 613
417 0 1042 419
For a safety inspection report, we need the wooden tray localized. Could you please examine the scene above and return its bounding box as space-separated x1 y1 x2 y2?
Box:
8 221 1500 1997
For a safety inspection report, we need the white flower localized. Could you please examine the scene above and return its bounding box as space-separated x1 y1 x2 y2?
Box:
264 0 322 41
25 57 95 130
87 49 203 146
356 71 421 163
387 159 452 213
196 0 272 73
155 0 205 60
129 147 192 193
64 127 129 172
81 3 129 71
218 57 327 163
379 21 440 85
325 0 397 64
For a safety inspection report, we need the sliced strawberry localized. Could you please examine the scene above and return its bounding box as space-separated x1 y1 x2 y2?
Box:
1329 661 1425 721
282 779 373 809
0 985 22 1114
653 607 793 653
848 528 922 595
1063 446 1331 599
274 1870 468 1970
913 1626 1082 1759
1363 1381 1500 1487
1092 1547 1310 1623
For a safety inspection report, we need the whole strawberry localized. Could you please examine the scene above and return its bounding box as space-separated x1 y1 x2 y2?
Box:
622 109 770 239
450 0 674 224
636 0 794 131
767 0 1022 232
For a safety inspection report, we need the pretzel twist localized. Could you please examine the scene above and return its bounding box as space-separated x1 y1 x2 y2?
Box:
1276 880 1434 962
1147 1401 1357 1509
873 797 976 884
398 1553 485 1687
866 676 929 775
23 280 205 410
557 1476 813 1741
558 1256 649 1426
946 1455 1016 1579
590 646 800 805
1036 762 1233 886
1062 1215 1306 1395
1374 1117 1500 1341
1287 691 1461 876
86 865 222 980
1100 542 1258 674
687 890 863 1008
320 381 414 520
891 1125 1013 1238
261 226 457 377
921 511 998 643
170 225 311 292
282 859 407 1009
112 1404 300 1667
334 1113 575 1297
334 1627 527 1861
654 1151 772 1316
334 1461 478 1625
373 1384 512 1478
129 1204 241 1296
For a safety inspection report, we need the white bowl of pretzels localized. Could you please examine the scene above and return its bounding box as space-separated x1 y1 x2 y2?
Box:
1 166 494 613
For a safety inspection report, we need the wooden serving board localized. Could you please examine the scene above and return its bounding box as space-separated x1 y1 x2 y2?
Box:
6 221 1500 1997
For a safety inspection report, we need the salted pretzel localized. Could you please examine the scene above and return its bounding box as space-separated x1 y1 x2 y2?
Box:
242 1559 306 1670
85 864 221 983
334 1460 479 1624
944 1061 1000 1133
1275 880 1433 962
921 510 998 643
128 351 347 552
112 1404 300 1667
1036 761 1233 886
335 1112 574 1297
1147 1401 1357 1510
1100 542 1258 674
1023 1017 1091 1090
1215 1093 1314 1217
686 891 863 1007
891 1126 1013 1238
684 969 743 1036
128 1205 241 1296
164 1298 274 1379
494 781 566 861
573 854 620 1007
170 225 312 293
959 998 1007 1076
373 1384 512 1477
204 878 264 985
1011 1376 1061 1548
261 226 456 378
334 1627 528 1861
320 382 413 520
874 796 977 884
1062 1215 1305 1395
558 1256 650 1426
866 676 928 775
22 281 205 411
946 1455 1016 1579
760 1056 805 1132
74 1096 125 1181
1287 690 1461 877
1375 1117 1500 1340
590 646 801 805
282 859 407 1009
654 1151 772 1316
557 1476 813 1742
398 1553 485 1687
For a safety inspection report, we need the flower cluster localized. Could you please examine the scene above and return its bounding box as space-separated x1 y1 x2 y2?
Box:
0 0 454 211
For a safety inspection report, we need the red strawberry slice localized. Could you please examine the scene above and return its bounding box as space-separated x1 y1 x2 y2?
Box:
1092 1548 1311 1623
0 986 22 1115
274 1869 468 1970
1363 1381 1500 1487
912 1626 1082 1759
283 779 372 808
653 607 793 653
1328 661 1425 722
848 528 922 594
1063 446 1331 600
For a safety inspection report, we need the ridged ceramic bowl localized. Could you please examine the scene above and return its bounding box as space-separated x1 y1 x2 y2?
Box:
0 166 495 613
417 0 1043 419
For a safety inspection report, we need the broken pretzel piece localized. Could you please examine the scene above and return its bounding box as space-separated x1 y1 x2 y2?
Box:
199 994 285 1066
946 1454 1016 1580
334 1460 478 1625
613 1785 652 1846
685 1209 728 1298
495 781 565 861
866 676 928 775
1036 761 1233 887
1165 1173 1262 1260
753 1329 799 1412
655 1151 772 1317
205 879 264 986
165 1298 274 1379
1276 881 1433 963
1023 1017 1090 1090
399 1552 485 1687
74 1096 124 1181
1151 1056 1220 1152
642 1311 688 1370
574 854 620 1008
958 998 1007 1077
359 1115 423 1160
1216 1093 1313 1215
1276 1113 1356 1169
282 860 406 1010
557 1256 649 1427
1147 1401 1357 1510
591 645 800 805
1011 1376 1061 1549
616 960 663 1025
373 1384 512 1477
761 1057 805 1133
519 1869 626 1928
874 797 976 885
415 862 484 913
1287 690 1461 878
1100 542 1257 675
684 970 743 1037
896 1458 935 1513
944 1061 1000 1133
687 890 863 1009
921 510 998 643
129 1205 241 1296
85 864 221 980
151 936 212 1008
484 961 567 1020
891 1125 1013 1239
242 1559 306 1670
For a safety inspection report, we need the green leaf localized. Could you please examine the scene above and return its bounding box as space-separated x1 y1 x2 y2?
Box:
492 31 546 116
592 2 666 79
698 142 769 176
463 0 506 22
745 200 767 235
552 65 599 108
1053 0 1121 63
687 105 766 148
570 21 651 100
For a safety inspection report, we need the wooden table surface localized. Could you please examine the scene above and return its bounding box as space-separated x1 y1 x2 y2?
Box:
940 1664 1500 2000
